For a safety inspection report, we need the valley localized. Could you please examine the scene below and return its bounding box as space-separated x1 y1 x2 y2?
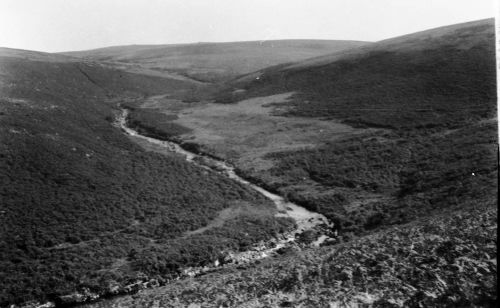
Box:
0 17 497 308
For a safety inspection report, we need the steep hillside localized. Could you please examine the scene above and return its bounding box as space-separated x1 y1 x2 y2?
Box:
62 40 368 82
0 49 293 307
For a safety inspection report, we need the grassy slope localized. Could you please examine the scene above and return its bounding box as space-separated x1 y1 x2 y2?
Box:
62 40 369 82
0 50 293 306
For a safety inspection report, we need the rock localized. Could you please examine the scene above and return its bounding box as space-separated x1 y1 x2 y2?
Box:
124 282 144 293
354 292 378 305
105 280 121 295
296 230 319 245
16 301 55 308
58 293 85 305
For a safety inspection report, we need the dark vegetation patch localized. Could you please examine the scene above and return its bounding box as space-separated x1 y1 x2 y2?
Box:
0 57 293 306
127 108 192 139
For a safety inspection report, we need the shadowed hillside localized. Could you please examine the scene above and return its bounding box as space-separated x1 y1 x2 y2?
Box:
62 40 368 82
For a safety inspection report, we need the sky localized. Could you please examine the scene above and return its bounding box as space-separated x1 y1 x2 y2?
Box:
0 0 495 52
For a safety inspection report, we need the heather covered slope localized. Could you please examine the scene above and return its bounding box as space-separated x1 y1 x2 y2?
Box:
0 50 292 306
62 40 368 82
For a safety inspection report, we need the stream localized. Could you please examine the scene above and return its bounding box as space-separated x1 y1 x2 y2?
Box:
118 108 333 242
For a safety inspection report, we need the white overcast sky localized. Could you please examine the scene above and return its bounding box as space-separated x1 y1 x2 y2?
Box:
0 0 495 52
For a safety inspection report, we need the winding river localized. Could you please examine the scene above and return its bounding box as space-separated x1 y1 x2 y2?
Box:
117 108 333 241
